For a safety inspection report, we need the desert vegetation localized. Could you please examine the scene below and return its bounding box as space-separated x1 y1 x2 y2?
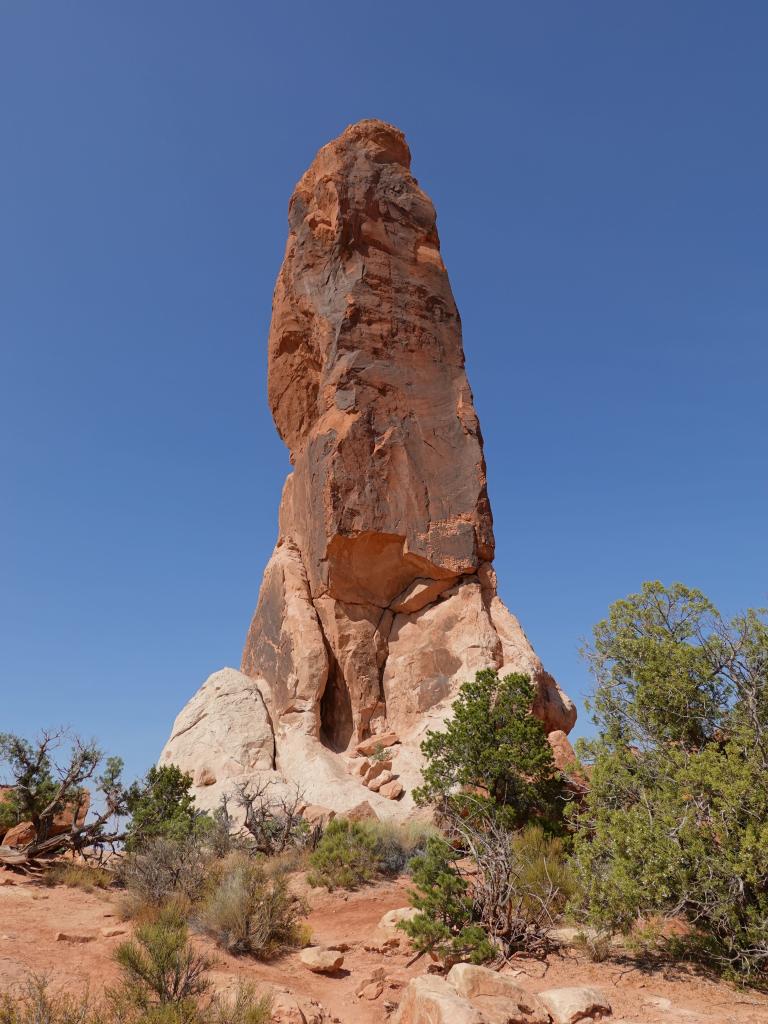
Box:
307 817 433 891
570 582 768 986
0 936 272 1024
398 582 768 990
400 668 577 966
2 579 768 1017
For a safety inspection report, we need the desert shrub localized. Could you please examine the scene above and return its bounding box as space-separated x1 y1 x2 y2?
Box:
0 974 103 1024
413 669 565 830
115 910 213 1007
107 982 270 1024
571 582 768 987
402 821 575 965
307 818 377 890
368 743 391 764
125 766 210 852
363 819 435 876
0 973 270 1024
223 781 313 856
307 817 434 890
205 985 271 1024
260 846 311 877
118 836 212 916
198 853 305 957
503 824 577 925
43 861 114 892
399 835 495 967
572 930 612 963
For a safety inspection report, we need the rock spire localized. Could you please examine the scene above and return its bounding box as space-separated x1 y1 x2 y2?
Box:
160 120 575 816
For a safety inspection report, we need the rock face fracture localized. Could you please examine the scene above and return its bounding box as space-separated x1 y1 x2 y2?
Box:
161 120 575 817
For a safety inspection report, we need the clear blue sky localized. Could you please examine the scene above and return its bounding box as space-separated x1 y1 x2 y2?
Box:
2 2 766 784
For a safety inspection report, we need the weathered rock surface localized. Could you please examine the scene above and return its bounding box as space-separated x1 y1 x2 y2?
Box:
160 668 274 796
538 986 612 1024
160 119 575 817
397 967 555 1024
377 906 420 933
394 975 484 1024
447 964 550 1023
299 945 344 974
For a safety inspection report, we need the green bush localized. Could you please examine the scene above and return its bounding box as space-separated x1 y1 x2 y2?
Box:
204 985 271 1024
413 669 564 830
571 582 768 987
368 743 391 764
197 853 306 958
307 818 378 890
107 982 271 1024
399 835 495 966
361 819 435 877
506 824 576 924
118 836 212 917
401 824 576 965
114 910 213 1007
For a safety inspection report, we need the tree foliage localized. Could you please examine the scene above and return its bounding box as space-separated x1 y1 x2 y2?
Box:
0 729 127 858
125 765 208 852
413 669 563 829
403 670 574 964
572 581 768 985
399 835 495 966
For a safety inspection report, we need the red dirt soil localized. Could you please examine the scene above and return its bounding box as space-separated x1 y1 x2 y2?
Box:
1 871 767 1023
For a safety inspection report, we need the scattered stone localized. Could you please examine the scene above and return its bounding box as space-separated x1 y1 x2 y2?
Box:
359 982 384 1000
378 906 419 932
345 800 379 822
301 804 336 828
446 964 549 1022
356 970 387 1001
299 946 344 974
379 779 404 800
643 995 673 1011
1 792 90 848
395 975 484 1024
356 733 400 758
364 936 401 955
367 770 395 793
537 986 612 1024
363 760 393 784
269 988 309 1024
55 932 95 944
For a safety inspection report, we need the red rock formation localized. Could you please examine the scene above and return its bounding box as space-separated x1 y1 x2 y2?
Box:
162 120 574 817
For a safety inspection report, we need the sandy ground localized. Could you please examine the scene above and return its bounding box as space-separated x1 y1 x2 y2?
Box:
2 870 768 1023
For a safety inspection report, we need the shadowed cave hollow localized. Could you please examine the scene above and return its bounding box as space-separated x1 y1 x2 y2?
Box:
319 659 354 753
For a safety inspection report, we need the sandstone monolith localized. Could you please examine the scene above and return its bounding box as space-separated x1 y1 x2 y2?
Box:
160 120 575 817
